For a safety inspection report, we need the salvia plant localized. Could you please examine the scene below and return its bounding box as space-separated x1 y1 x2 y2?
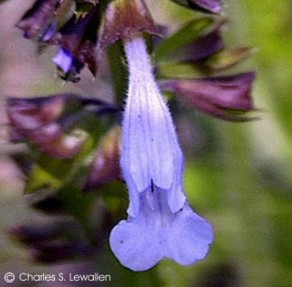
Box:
3 0 257 282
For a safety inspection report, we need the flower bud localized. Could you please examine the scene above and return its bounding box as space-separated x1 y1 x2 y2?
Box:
160 72 257 121
100 0 157 48
85 125 122 190
46 129 89 159
23 123 62 145
7 96 65 130
16 0 74 43
6 94 98 158
53 6 101 80
176 20 225 62
155 17 221 61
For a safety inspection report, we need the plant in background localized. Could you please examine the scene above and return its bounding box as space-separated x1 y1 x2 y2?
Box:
3 0 256 278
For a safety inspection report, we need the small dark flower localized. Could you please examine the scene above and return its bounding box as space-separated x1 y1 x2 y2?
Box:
176 20 225 62
7 95 65 131
16 0 73 43
6 94 117 158
53 6 101 81
160 72 257 121
155 17 224 62
53 48 84 82
156 17 254 77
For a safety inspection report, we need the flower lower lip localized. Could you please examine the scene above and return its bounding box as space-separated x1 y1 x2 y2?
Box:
110 187 213 271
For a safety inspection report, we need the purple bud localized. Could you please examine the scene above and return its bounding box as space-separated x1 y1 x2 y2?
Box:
7 96 65 130
6 94 88 158
160 72 257 121
42 130 88 159
54 7 100 79
16 0 73 43
179 22 225 62
101 0 157 48
86 126 122 190
155 17 225 64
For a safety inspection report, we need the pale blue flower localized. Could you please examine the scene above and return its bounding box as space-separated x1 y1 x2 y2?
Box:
110 37 213 271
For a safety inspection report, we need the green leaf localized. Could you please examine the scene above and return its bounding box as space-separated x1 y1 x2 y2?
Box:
25 137 89 193
24 113 106 194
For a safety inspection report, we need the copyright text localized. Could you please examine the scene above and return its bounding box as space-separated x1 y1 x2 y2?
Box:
3 272 111 283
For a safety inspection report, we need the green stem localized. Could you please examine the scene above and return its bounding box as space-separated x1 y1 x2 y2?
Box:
107 42 128 105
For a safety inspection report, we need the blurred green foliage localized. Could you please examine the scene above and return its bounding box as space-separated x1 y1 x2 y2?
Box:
180 1 292 286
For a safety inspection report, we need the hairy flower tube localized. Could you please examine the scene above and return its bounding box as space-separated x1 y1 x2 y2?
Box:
109 37 213 271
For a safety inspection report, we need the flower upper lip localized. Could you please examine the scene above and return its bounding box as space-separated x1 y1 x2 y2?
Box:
120 36 187 216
